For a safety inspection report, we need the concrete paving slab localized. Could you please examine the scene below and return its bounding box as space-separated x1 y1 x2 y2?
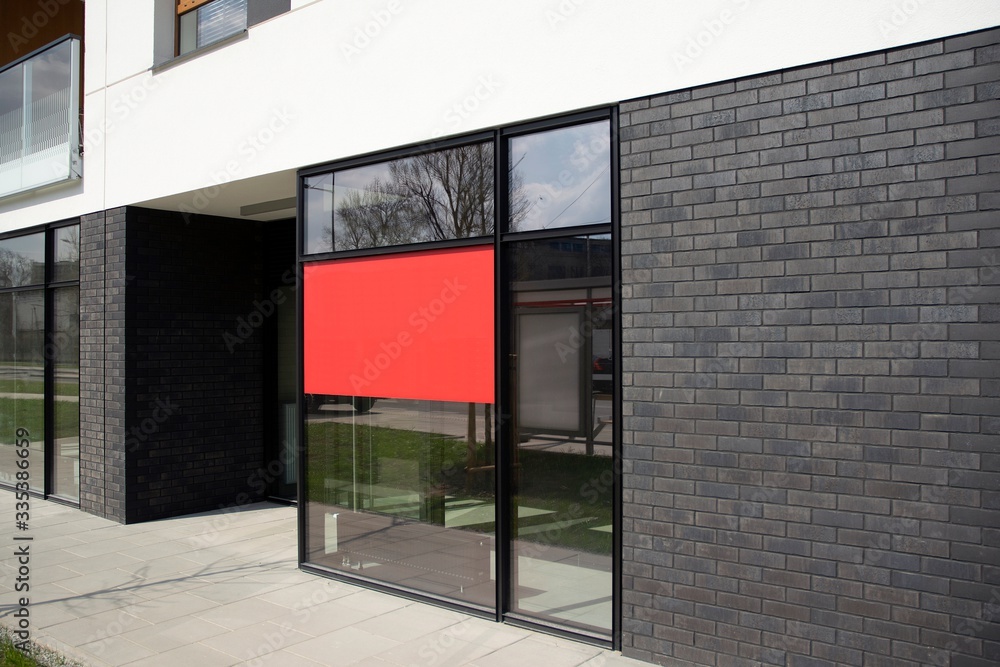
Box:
243 648 327 666
199 619 314 661
287 626 401 664
0 495 649 667
353 606 468 643
115 615 229 654
468 636 601 667
76 636 155 667
193 597 291 631
116 642 239 667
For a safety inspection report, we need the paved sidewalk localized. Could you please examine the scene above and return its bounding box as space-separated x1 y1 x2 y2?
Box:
0 494 647 667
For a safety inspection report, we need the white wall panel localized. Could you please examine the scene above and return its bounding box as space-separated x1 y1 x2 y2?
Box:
104 0 155 85
2 0 999 230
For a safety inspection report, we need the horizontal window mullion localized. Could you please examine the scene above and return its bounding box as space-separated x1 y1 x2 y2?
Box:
501 223 611 244
300 235 491 264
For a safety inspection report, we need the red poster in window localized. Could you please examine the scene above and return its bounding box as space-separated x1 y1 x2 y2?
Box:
304 245 495 404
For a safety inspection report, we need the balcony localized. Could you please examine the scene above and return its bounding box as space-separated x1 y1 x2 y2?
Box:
0 36 81 200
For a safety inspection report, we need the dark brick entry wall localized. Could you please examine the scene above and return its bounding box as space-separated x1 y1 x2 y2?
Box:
80 207 268 523
619 28 999 667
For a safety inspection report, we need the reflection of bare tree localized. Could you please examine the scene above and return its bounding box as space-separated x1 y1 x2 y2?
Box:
336 177 421 250
60 225 80 262
390 143 496 240
333 143 530 247
0 248 36 287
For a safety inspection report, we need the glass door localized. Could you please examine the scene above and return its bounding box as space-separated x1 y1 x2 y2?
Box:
506 234 614 635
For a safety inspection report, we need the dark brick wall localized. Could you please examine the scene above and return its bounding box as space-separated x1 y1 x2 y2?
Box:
123 208 266 522
619 27 1000 667
80 207 127 521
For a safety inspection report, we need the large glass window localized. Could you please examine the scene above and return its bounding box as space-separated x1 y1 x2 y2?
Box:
304 245 496 607
306 397 496 606
508 233 614 634
51 287 79 500
0 224 80 501
0 289 45 492
300 113 616 643
303 142 494 254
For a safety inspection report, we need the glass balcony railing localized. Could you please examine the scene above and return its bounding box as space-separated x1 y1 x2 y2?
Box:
0 36 81 200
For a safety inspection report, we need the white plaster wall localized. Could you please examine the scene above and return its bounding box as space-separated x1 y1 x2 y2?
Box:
1 0 998 232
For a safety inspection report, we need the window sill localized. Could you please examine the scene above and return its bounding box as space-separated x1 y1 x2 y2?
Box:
151 29 248 73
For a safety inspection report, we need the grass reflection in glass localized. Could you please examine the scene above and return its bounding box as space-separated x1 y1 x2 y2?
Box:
307 419 493 531
516 449 613 556
307 420 612 554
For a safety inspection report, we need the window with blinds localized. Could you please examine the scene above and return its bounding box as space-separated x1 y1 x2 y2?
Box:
177 0 247 55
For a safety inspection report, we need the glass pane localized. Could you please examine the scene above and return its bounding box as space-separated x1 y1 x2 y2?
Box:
509 233 614 634
0 290 46 492
303 172 333 254
197 0 247 45
54 225 80 282
0 39 79 198
179 0 247 54
179 11 198 54
0 232 45 287
51 287 79 501
27 40 73 157
305 396 496 607
509 120 611 232
304 244 496 607
0 63 24 169
304 142 494 254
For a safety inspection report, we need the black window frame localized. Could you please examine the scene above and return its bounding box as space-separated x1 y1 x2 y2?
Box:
0 219 81 506
295 107 621 649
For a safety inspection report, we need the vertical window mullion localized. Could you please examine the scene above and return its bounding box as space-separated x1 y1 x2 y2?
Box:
494 128 509 622
42 229 54 498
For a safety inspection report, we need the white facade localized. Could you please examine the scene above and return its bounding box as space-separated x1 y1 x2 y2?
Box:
1 0 998 232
